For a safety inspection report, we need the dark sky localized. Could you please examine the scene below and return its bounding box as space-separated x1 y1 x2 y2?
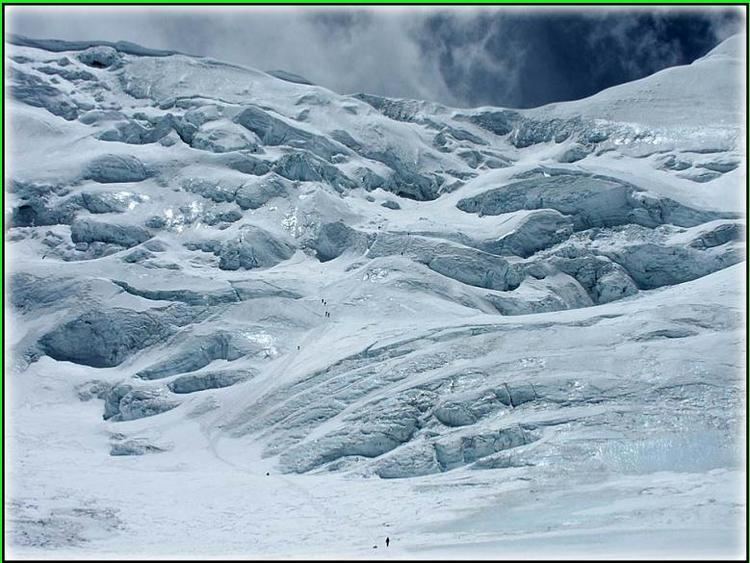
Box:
7 6 745 109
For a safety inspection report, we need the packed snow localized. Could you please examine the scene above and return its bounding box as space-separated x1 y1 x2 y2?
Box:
4 32 747 559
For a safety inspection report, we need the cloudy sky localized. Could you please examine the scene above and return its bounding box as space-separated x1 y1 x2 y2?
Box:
7 6 745 109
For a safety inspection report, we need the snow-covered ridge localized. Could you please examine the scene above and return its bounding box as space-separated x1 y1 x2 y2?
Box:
5 32 746 557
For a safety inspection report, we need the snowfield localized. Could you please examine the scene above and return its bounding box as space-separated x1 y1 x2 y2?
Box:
4 32 747 559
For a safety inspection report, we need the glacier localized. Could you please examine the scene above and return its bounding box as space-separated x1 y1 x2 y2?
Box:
4 32 747 558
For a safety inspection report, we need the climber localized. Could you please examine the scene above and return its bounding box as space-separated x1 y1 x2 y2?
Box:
386 537 390 547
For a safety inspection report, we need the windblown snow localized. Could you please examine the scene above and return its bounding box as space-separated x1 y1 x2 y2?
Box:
5 33 747 558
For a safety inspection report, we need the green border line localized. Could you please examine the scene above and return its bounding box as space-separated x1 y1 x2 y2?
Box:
1 1 749 4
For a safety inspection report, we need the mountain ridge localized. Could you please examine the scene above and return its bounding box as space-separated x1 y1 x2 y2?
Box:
5 31 746 558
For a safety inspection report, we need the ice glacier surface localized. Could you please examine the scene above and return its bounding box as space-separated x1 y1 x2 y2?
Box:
5 32 746 559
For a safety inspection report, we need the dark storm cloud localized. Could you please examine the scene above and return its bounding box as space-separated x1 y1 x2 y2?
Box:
416 8 745 108
6 6 745 109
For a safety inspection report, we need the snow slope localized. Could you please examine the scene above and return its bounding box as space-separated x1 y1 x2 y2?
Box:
4 33 747 558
